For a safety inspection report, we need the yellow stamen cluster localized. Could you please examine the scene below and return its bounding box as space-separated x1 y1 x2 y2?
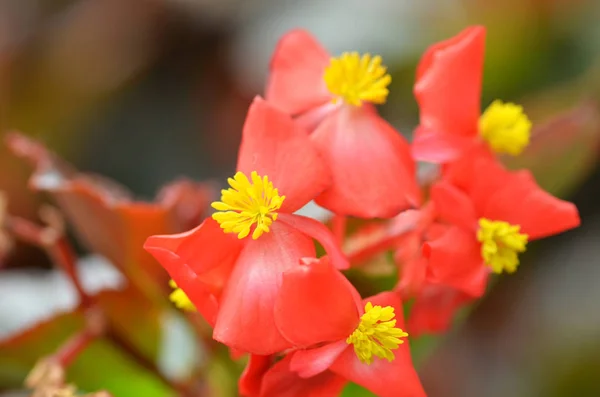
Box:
168 280 196 312
346 302 408 365
477 218 529 274
323 52 392 106
211 171 285 240
479 100 532 155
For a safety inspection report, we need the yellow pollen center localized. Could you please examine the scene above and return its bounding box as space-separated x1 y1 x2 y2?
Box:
478 100 532 155
211 171 285 240
346 302 408 365
168 280 196 312
323 52 392 106
477 218 529 274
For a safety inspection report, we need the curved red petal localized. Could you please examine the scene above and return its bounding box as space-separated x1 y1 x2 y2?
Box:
330 292 426 397
260 355 347 397
411 126 476 163
423 226 487 297
430 181 477 231
278 213 349 270
265 29 332 116
441 145 496 198
312 105 420 218
482 170 580 240
237 97 332 213
144 237 219 326
290 341 349 378
239 355 274 397
213 221 316 354
414 26 486 162
274 258 359 348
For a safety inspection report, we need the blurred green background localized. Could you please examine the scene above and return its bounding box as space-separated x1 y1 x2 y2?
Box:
1 0 600 396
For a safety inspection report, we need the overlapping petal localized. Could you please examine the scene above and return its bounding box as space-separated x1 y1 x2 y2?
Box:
144 219 243 325
213 221 316 354
260 355 347 397
413 26 486 163
311 105 420 218
274 257 359 348
423 226 487 297
265 29 332 115
237 97 332 213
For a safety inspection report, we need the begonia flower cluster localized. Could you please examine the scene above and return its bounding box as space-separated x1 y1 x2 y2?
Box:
144 26 580 397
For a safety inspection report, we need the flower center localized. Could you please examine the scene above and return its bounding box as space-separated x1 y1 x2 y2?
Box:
478 100 532 155
211 171 285 240
323 52 392 106
346 302 408 365
168 280 196 312
477 218 528 274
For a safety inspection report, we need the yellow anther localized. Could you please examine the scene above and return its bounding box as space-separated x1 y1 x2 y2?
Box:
323 52 392 106
477 218 528 274
211 171 285 240
346 302 408 365
479 100 532 155
169 280 196 312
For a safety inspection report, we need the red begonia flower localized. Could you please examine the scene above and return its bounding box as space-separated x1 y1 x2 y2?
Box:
145 97 348 355
274 258 425 397
424 157 580 296
266 29 420 218
413 26 533 163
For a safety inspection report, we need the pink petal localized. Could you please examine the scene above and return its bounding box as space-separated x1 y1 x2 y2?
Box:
278 213 349 270
274 258 359 348
213 221 316 354
237 97 332 213
414 26 486 162
265 29 332 116
312 105 421 218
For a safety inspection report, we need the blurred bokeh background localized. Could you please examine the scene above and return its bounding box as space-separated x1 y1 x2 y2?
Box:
1 0 600 396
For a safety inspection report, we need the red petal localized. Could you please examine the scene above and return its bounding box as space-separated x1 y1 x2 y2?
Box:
411 126 476 163
441 145 496 199
260 355 347 397
408 284 475 337
274 258 359 348
213 221 316 354
312 105 420 218
145 218 244 295
290 341 349 378
430 181 477 231
239 355 274 397
423 226 487 297
265 29 332 116
482 170 580 240
278 213 349 270
414 26 486 162
330 292 426 397
237 97 332 213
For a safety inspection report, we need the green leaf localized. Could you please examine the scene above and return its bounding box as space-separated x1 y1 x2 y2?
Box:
341 382 378 397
